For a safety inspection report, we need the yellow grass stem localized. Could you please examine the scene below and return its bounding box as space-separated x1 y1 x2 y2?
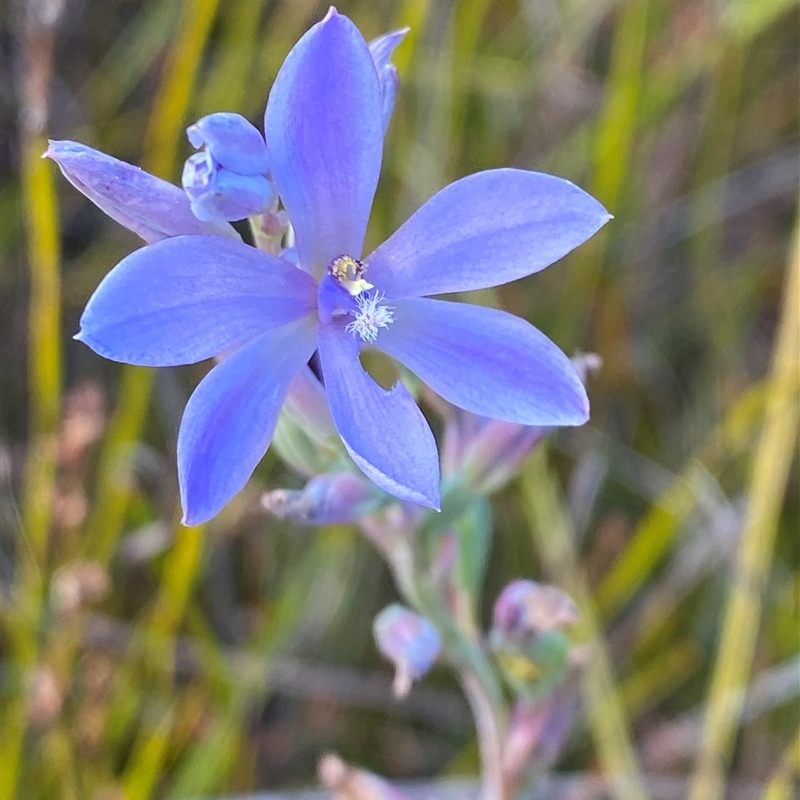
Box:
120 525 204 799
687 223 800 800
760 726 800 800
596 375 780 625
559 0 649 345
522 452 650 800
17 132 61 636
2 2 63 791
620 639 701 716
197 0 267 115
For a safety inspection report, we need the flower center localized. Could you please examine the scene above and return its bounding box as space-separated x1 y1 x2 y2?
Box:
319 255 395 343
329 255 373 296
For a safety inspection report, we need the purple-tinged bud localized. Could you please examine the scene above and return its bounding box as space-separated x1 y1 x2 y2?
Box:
461 419 546 493
503 687 579 795
182 112 275 222
491 581 578 700
368 29 409 132
457 353 602 493
44 140 239 243
284 366 335 443
262 472 375 525
373 604 441 698
493 580 579 644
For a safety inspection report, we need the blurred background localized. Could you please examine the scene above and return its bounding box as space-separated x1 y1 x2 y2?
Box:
1 0 798 798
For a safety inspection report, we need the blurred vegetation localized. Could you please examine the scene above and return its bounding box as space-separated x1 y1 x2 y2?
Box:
1 0 798 798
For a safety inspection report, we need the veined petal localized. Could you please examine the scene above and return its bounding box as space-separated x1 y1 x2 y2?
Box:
317 324 440 508
45 141 239 243
186 112 269 175
265 8 383 276
182 160 276 222
365 169 611 298
179 317 317 525
376 298 589 426
77 236 317 366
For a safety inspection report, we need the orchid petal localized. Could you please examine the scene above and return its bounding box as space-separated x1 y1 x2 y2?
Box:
179 317 317 525
45 141 239 243
186 112 269 175
78 236 316 366
377 298 589 425
368 28 408 73
182 156 276 222
369 28 408 131
265 8 383 276
365 169 611 298
317 324 440 508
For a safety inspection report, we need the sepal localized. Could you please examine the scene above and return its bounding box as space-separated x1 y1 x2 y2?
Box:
45 140 239 242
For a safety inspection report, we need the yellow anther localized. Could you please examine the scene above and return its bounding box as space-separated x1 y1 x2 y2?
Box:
329 255 374 296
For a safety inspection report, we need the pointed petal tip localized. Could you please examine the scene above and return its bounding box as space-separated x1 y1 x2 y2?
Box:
565 391 591 427
42 140 60 161
42 139 74 161
181 506 209 527
323 6 340 22
411 486 441 512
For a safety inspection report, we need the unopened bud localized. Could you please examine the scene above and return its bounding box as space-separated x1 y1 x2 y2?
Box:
182 113 275 222
271 369 340 476
373 604 440 698
493 580 579 641
262 472 375 525
458 353 601 493
491 581 578 700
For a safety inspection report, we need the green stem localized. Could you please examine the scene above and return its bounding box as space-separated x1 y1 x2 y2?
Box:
383 511 508 800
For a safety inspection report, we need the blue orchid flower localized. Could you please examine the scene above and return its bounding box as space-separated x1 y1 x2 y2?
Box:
68 9 610 525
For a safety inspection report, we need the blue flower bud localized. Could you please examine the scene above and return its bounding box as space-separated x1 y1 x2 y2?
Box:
261 472 375 525
182 112 275 222
373 604 441 697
